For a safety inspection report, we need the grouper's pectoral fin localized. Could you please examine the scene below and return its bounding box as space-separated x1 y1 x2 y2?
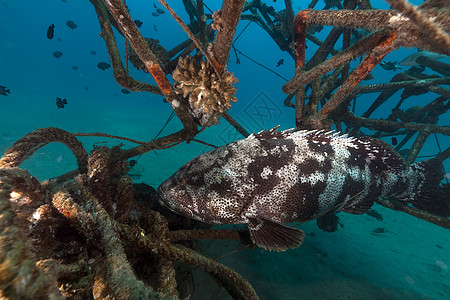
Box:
247 216 305 252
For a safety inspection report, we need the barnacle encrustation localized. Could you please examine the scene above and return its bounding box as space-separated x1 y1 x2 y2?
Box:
172 52 238 126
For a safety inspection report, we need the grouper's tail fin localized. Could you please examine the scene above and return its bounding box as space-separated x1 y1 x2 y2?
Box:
408 157 444 210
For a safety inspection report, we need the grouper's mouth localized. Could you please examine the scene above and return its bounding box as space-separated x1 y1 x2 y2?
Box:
156 185 195 219
156 185 167 207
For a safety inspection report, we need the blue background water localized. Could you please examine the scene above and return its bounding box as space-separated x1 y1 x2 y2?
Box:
0 0 449 299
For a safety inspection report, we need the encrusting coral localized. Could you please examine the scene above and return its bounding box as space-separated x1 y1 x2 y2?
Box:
172 52 238 126
0 128 258 299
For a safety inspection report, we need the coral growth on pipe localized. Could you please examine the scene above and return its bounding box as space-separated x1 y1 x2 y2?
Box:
0 129 258 299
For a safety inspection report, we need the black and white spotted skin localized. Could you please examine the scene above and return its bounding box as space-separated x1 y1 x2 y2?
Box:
157 127 442 252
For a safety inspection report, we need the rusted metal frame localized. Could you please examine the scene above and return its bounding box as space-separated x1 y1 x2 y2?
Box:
298 9 447 32
395 132 417 152
168 38 194 58
436 147 450 162
213 0 246 73
238 13 332 59
157 0 221 77
284 0 295 45
101 0 197 135
252 0 276 32
283 31 388 94
305 32 339 55
158 3 248 140
156 257 179 299
346 115 450 136
238 15 276 42
362 73 416 119
222 113 250 138
358 0 372 10
122 129 188 160
90 0 162 95
354 73 450 118
283 93 295 108
308 79 322 116
316 64 346 103
385 0 450 55
409 95 450 122
292 10 308 127
405 130 431 164
293 9 450 54
415 55 450 77
355 76 450 119
308 0 319 9
389 92 448 150
341 27 351 79
427 84 450 97
376 198 450 229
351 77 450 97
239 14 294 59
305 27 345 118
197 0 208 45
305 28 344 70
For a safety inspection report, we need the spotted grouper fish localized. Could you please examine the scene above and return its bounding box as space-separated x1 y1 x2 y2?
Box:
157 127 443 251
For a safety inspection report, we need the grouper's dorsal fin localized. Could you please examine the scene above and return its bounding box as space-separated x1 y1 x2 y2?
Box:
250 126 293 140
356 136 408 173
295 129 348 142
251 126 351 142
296 130 408 173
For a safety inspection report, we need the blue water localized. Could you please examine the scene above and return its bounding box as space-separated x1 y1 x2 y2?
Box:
0 0 449 299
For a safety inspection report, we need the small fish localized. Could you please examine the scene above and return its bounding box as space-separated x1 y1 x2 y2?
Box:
152 11 159 17
0 85 10 96
276 59 284 67
97 62 111 71
153 24 158 32
153 2 157 8
134 20 143 28
379 61 401 71
156 8 165 14
391 137 398 146
129 159 137 168
56 97 67 109
56 38 63 42
66 20 77 30
158 127 444 252
53 51 63 59
47 24 55 39
89 50 96 55
72 65 79 70
121 88 131 94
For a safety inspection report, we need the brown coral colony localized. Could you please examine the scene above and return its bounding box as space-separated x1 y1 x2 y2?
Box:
172 52 238 126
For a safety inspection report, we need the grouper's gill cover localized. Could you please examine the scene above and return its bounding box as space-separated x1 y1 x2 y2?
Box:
157 127 443 252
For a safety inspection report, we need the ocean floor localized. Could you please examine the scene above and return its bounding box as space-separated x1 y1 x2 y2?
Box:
192 204 449 300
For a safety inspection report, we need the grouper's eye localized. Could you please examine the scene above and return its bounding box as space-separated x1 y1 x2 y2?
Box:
176 177 186 186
